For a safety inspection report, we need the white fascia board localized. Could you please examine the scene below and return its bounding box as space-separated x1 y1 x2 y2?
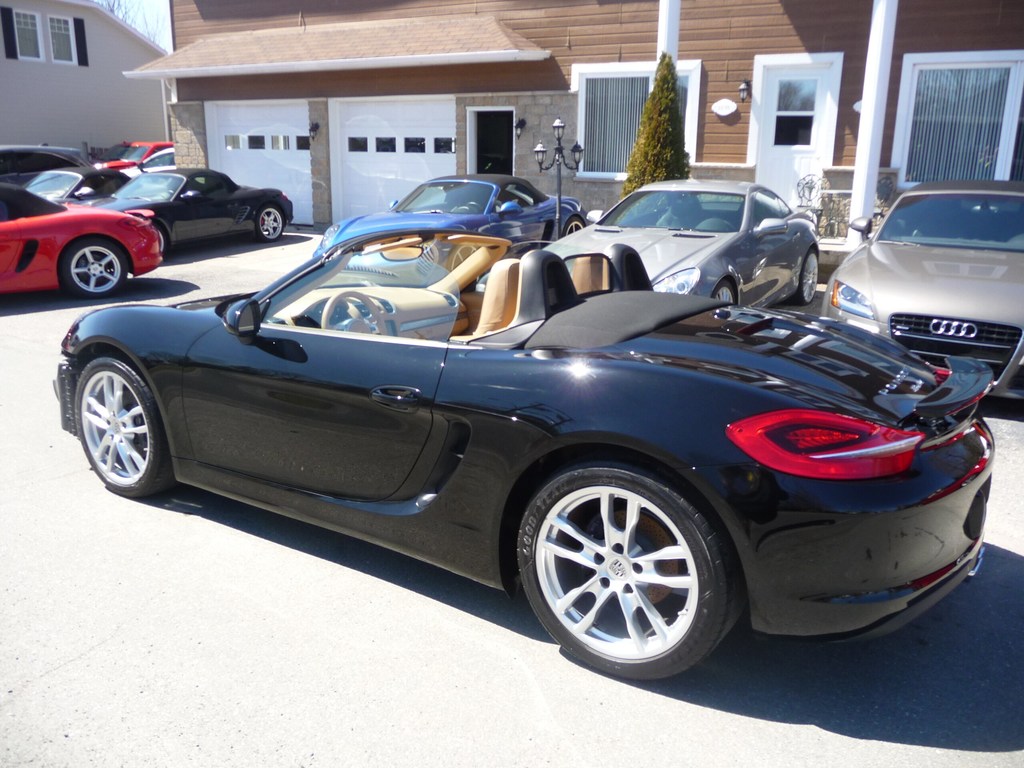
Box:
125 49 550 80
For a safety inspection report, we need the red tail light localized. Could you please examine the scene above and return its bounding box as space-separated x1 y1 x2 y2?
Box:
931 366 952 385
726 409 925 480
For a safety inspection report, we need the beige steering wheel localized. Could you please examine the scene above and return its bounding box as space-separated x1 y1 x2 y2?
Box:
321 290 388 334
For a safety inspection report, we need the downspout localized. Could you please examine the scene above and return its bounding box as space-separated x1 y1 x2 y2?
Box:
657 0 680 60
846 0 899 248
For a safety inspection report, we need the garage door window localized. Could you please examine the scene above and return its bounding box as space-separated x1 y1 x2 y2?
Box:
405 138 426 153
435 138 455 154
272 135 291 151
348 137 368 152
225 135 242 150
376 138 396 153
248 135 266 150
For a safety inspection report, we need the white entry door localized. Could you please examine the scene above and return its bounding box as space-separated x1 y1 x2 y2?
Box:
751 54 843 207
330 98 457 221
205 102 314 225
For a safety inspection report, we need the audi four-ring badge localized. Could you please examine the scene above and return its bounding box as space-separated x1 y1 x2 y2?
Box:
823 180 1024 398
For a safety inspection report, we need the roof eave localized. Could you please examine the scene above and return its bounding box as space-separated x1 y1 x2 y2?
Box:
125 49 551 80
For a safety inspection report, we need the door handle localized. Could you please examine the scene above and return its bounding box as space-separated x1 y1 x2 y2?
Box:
370 386 421 412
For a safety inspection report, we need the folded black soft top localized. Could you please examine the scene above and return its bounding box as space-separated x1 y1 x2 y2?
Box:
524 291 728 350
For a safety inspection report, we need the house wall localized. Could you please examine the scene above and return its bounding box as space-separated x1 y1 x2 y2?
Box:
0 0 167 152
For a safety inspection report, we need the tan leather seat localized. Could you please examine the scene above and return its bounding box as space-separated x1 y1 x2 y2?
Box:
452 258 520 340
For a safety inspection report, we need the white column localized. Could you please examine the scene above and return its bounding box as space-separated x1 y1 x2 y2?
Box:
847 0 899 248
657 0 680 60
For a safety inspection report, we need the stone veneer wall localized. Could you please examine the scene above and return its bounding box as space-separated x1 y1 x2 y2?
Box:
308 100 332 229
167 102 208 168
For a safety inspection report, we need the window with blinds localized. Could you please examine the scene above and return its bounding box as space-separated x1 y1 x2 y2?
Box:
900 56 1024 184
49 16 74 63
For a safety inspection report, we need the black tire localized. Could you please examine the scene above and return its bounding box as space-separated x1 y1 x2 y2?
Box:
712 278 737 304
560 214 586 238
153 220 171 255
58 237 129 298
518 462 740 680
255 204 285 242
75 357 176 498
792 248 819 306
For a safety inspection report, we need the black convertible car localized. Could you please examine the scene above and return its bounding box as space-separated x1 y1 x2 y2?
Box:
55 229 993 680
89 169 293 252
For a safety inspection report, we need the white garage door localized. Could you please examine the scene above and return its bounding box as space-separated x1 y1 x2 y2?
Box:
331 98 457 220
205 102 314 226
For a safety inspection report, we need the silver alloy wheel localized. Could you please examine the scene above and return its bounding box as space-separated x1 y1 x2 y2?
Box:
799 251 819 303
562 216 586 236
534 484 699 661
79 369 151 487
258 206 284 240
68 243 123 295
713 280 736 304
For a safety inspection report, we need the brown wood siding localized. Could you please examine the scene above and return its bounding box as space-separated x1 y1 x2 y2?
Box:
170 0 1024 167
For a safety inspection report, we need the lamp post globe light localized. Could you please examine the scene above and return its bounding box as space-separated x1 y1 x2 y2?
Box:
533 117 583 238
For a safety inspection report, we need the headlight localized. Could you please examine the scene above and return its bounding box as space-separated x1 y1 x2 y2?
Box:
829 280 875 319
319 222 341 249
653 267 700 294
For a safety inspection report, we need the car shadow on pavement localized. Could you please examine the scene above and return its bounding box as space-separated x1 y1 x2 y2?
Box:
150 484 1023 753
0 278 203 317
163 231 315 265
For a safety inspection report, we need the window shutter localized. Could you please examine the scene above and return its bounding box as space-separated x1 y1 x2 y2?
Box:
73 17 88 66
1 7 17 60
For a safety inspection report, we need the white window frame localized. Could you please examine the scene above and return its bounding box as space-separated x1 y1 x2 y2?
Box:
13 9 42 61
48 14 76 65
571 60 701 180
892 50 1024 186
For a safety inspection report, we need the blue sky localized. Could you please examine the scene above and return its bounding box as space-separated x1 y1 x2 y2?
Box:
120 0 172 52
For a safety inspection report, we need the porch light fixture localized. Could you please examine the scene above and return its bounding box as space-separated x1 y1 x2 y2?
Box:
515 118 527 140
309 121 321 140
738 80 751 103
533 117 583 237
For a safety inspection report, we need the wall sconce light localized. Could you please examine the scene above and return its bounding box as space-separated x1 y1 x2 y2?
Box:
514 118 527 140
309 121 320 140
738 80 751 103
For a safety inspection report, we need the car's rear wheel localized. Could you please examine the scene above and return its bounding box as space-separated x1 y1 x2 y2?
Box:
153 221 171 255
712 278 737 304
75 357 176 498
518 462 740 680
255 204 285 242
561 214 586 237
58 237 129 298
793 248 819 305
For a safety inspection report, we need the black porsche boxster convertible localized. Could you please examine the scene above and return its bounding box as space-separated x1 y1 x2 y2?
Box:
55 229 993 680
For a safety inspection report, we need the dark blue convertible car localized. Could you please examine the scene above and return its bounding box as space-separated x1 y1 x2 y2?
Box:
312 174 584 259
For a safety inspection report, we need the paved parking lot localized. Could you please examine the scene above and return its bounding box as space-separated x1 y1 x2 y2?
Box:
1 230 1023 767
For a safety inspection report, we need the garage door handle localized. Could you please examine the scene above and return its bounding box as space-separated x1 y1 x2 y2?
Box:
370 386 421 412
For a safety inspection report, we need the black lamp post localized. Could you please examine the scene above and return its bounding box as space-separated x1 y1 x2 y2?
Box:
533 117 583 237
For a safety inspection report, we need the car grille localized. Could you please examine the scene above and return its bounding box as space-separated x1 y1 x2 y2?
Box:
889 313 1023 380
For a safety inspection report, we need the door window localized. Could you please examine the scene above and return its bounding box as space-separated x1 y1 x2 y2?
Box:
774 79 816 146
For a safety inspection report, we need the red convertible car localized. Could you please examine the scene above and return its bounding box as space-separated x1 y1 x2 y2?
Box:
0 183 161 298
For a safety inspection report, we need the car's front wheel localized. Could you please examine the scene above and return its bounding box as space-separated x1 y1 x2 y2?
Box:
58 237 129 298
793 248 819 305
560 214 586 238
518 462 741 680
75 357 176 498
255 204 285 242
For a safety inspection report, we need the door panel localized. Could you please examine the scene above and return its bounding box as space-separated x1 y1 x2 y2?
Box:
181 326 446 501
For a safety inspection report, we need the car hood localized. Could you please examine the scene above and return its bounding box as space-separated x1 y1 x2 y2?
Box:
551 226 732 281
837 241 1024 325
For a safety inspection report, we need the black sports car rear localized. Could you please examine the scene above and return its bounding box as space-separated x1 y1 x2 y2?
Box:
55 229 993 680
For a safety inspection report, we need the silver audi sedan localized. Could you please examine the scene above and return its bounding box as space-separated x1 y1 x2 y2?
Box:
823 180 1024 398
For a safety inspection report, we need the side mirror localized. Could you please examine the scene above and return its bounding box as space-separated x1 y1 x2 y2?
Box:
180 190 205 202
73 186 96 199
586 210 603 223
849 216 873 239
497 200 523 216
753 218 788 237
223 298 261 344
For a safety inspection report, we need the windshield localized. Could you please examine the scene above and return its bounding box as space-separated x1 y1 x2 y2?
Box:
99 144 134 161
262 233 512 341
113 173 185 202
394 181 494 214
877 193 1024 253
26 171 79 198
601 190 745 232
